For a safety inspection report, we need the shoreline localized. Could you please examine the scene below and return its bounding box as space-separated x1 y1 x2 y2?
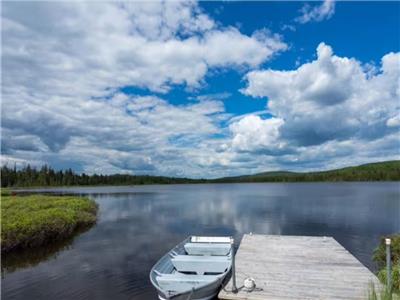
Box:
2 161 400 188
6 180 400 190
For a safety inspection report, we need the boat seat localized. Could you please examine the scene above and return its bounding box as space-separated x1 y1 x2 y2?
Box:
156 274 216 293
184 242 231 256
171 255 230 275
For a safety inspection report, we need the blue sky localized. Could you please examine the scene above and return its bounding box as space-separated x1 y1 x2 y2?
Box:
162 1 400 115
1 1 400 177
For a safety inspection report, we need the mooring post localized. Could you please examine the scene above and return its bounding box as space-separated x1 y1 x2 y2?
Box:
386 238 392 291
231 237 238 293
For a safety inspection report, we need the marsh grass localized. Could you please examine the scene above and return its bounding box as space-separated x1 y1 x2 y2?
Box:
368 281 400 300
373 234 400 294
1 188 11 196
1 194 98 252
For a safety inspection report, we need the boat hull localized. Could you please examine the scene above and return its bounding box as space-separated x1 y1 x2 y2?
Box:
158 292 216 300
150 236 232 300
156 272 230 300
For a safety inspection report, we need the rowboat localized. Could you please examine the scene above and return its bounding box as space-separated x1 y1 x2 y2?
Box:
150 236 233 300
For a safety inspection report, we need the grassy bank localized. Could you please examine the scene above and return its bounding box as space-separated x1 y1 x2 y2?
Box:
1 193 98 252
373 234 400 293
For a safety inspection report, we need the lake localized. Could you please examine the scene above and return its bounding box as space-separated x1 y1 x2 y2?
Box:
2 182 399 300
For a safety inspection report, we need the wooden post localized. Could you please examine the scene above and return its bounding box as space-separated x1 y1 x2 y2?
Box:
385 238 391 291
231 237 238 293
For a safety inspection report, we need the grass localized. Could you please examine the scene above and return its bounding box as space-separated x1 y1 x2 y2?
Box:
368 233 400 299
374 234 400 293
368 282 400 300
1 188 12 196
1 193 98 252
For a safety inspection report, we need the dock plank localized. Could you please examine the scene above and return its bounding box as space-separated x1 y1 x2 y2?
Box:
218 234 381 300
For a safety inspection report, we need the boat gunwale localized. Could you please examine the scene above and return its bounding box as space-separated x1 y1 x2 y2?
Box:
149 236 232 299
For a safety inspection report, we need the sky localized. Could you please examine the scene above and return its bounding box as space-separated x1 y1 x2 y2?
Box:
1 0 400 178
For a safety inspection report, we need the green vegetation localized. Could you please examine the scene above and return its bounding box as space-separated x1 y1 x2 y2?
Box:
373 234 400 293
1 160 399 188
214 161 400 183
1 187 11 196
378 265 400 293
1 164 203 187
367 234 400 299
368 282 400 300
1 194 98 252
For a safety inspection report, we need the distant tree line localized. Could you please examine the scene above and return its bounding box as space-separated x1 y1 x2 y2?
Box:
213 160 400 183
0 165 203 187
1 160 399 188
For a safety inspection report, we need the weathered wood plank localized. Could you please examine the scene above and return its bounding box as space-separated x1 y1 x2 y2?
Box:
218 234 381 300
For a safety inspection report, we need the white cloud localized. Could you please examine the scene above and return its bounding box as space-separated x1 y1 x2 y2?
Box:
222 43 400 173
1 91 230 175
242 43 400 147
121 1 215 40
1 1 287 177
295 0 335 24
2 1 286 96
1 1 399 178
281 24 296 32
229 115 288 154
387 115 400 127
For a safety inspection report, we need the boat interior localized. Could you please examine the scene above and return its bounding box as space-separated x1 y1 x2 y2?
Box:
150 236 232 296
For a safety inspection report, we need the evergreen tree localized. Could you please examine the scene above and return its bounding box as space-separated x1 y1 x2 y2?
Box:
1 161 399 188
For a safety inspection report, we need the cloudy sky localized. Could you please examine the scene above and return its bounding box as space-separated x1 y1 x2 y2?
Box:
1 1 400 178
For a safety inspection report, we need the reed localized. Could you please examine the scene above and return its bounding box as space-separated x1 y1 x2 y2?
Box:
368 282 400 300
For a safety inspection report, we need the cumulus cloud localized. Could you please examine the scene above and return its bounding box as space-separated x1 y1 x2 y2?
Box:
1 1 287 176
225 43 400 172
229 115 290 155
2 90 230 175
2 1 399 177
387 115 400 127
2 1 286 95
295 0 335 24
242 43 400 147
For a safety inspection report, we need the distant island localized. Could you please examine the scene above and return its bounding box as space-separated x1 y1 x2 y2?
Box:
1 160 399 188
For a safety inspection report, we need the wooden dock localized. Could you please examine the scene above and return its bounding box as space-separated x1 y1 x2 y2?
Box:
219 234 381 300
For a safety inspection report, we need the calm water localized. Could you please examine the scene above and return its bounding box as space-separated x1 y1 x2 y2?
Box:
2 182 400 300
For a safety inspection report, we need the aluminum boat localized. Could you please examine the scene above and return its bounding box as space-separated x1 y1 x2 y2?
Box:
149 236 232 300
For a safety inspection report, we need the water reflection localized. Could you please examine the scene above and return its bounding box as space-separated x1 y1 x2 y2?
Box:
2 226 92 275
2 182 399 300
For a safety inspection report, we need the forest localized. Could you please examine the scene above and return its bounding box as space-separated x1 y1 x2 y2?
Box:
0 165 202 187
1 160 399 187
